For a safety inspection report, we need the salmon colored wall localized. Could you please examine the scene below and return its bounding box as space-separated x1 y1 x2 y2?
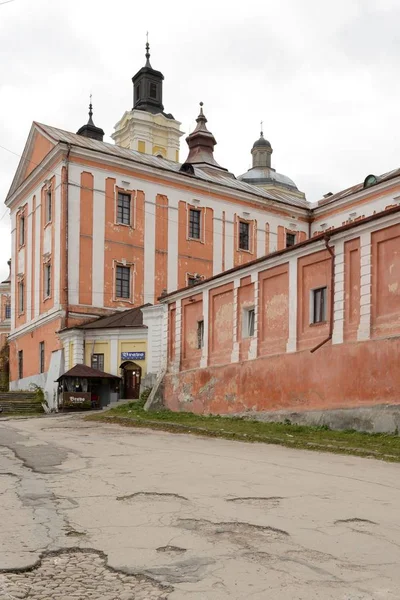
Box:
104 178 145 308
168 304 176 367
371 223 400 338
15 204 27 329
40 177 55 315
9 318 62 382
344 238 360 341
181 295 203 370
164 337 400 415
277 225 285 250
237 276 254 362
177 202 213 288
79 172 93 305
23 132 55 179
209 283 233 366
155 194 168 300
297 249 331 351
234 216 257 267
30 195 36 321
258 264 289 356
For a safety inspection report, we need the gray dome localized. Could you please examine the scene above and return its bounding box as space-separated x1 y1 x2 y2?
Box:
252 132 271 149
238 166 298 190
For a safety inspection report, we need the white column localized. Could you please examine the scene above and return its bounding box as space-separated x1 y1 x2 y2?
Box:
225 217 234 270
144 190 156 304
332 240 345 344
167 194 179 293
34 200 41 318
231 278 240 362
213 211 223 275
248 272 259 359
92 173 105 308
357 231 372 341
200 289 209 368
173 299 182 372
73 333 84 366
63 341 70 372
286 256 298 353
26 196 33 319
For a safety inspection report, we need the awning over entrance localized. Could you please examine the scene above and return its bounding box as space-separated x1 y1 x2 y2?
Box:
57 364 120 381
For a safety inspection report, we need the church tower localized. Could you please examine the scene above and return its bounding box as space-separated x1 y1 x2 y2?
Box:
112 40 183 162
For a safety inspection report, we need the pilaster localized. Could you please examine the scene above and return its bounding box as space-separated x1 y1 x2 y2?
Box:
286 256 298 353
332 240 345 345
357 232 372 341
231 279 240 363
248 272 259 359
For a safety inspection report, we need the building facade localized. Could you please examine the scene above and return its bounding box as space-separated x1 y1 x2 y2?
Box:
161 206 400 419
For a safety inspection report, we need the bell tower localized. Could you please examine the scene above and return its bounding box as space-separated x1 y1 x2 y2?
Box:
112 39 183 162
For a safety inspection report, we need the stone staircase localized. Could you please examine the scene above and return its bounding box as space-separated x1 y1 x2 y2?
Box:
0 392 44 415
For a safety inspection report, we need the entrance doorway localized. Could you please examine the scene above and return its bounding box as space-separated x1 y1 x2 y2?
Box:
120 362 142 399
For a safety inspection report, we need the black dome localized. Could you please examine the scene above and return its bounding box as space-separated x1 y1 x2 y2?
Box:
252 132 271 149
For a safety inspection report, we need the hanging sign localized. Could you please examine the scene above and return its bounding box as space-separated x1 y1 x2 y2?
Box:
121 351 145 361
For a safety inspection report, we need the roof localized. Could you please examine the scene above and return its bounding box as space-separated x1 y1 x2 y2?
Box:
73 304 151 330
29 122 309 210
57 364 120 380
316 167 400 208
239 167 298 190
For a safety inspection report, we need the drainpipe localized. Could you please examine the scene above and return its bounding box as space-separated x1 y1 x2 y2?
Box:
310 235 335 353
63 144 71 330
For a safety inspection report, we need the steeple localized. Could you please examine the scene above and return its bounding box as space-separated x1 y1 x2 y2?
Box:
76 97 104 142
182 103 227 172
132 38 172 118
251 123 272 168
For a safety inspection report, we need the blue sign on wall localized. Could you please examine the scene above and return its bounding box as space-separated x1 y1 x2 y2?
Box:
121 352 145 361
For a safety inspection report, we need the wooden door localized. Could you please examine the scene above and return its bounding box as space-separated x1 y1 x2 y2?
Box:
124 368 141 399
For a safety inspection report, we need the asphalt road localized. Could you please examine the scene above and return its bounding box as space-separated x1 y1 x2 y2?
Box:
0 414 400 599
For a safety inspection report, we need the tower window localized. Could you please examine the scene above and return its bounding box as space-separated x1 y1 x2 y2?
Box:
239 221 250 251
44 264 51 298
311 287 327 324
39 341 45 374
5 304 11 319
117 192 131 225
149 82 157 99
197 320 204 349
286 232 296 247
19 214 25 246
46 189 52 223
18 279 24 314
116 265 131 299
188 209 201 239
18 350 23 380
136 84 141 102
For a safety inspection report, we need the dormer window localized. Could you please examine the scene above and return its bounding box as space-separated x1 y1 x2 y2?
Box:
364 174 378 188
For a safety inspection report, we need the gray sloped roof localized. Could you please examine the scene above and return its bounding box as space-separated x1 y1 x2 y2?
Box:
33 122 310 210
73 304 151 330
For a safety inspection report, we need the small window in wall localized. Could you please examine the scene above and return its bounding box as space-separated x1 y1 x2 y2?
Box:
18 280 24 314
188 208 201 239
44 264 51 298
136 84 141 102
117 192 131 225
91 353 104 371
46 189 52 223
5 304 11 319
149 82 157 99
286 232 296 247
19 214 25 246
197 320 204 349
116 265 131 299
239 221 250 251
18 350 23 380
187 275 197 287
244 308 255 337
39 341 45 374
312 287 327 324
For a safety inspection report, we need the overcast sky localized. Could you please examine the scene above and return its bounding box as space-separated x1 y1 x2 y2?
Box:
1 0 399 281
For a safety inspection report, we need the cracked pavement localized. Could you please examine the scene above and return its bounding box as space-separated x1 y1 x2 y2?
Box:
1 415 400 599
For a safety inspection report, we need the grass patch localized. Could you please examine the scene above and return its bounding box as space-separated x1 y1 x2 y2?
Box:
85 402 400 462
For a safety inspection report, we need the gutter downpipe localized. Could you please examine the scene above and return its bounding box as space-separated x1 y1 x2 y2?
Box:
63 144 71 330
310 235 335 353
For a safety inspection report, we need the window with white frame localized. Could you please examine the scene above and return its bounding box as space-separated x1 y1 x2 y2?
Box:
91 353 104 371
197 320 204 349
19 214 25 246
239 221 250 251
44 263 51 298
243 307 255 337
46 189 52 223
115 265 131 299
311 287 327 324
286 232 296 247
18 279 24 314
117 192 131 225
188 208 201 239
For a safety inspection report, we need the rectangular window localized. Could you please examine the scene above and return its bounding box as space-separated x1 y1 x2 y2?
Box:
116 265 131 299
312 287 327 324
239 221 250 251
19 215 25 246
247 308 255 337
286 232 296 247
39 341 45 374
187 275 197 287
149 82 157 99
91 353 104 371
44 264 51 298
18 350 23 380
18 280 24 314
117 192 131 225
5 304 11 319
197 320 204 349
46 189 52 223
188 208 201 239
